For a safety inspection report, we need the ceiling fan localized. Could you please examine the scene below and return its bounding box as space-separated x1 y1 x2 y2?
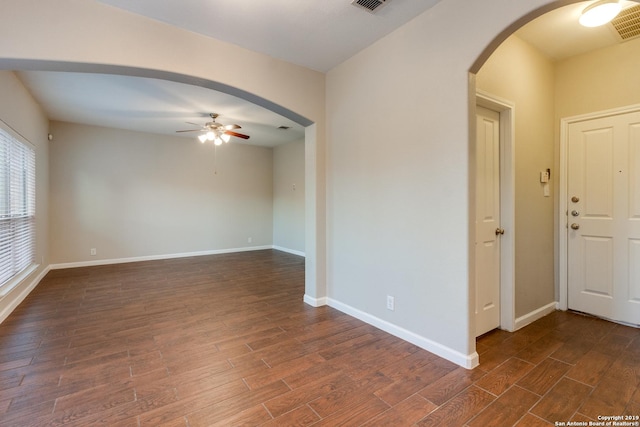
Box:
176 113 250 145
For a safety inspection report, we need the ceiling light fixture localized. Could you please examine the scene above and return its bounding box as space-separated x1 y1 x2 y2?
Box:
197 129 232 146
177 113 250 145
579 0 622 27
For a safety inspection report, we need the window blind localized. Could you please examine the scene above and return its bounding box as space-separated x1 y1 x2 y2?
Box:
0 127 35 287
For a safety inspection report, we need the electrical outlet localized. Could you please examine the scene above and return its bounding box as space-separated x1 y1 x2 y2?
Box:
90 248 96 256
386 295 395 311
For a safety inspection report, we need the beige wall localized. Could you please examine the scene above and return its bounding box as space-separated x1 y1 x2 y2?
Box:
325 0 564 366
0 71 50 321
273 140 305 255
476 36 556 318
49 122 273 264
555 37 640 120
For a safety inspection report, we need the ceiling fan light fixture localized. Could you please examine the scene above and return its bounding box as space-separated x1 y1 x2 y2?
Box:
579 0 621 27
177 113 249 144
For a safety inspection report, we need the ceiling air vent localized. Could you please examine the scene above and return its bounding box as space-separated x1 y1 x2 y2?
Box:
610 4 640 41
351 0 389 14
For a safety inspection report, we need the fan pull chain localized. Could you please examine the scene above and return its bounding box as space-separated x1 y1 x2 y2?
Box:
213 144 218 175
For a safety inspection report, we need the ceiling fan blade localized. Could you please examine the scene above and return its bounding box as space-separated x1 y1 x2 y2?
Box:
225 130 250 139
176 129 201 133
224 124 241 130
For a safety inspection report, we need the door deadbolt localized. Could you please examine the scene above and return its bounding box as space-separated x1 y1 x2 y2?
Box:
571 210 580 217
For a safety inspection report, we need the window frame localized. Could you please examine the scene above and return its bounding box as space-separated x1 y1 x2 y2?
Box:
0 124 37 296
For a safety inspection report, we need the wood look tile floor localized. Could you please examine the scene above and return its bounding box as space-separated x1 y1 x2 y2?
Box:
0 249 638 426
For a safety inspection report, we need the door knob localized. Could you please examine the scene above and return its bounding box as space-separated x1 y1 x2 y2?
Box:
571 223 580 230
571 210 580 217
495 228 505 235
571 196 580 203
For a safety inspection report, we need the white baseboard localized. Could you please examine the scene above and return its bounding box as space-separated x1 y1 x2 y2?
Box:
49 246 274 270
303 294 328 307
272 246 305 257
327 298 479 369
0 265 50 324
514 301 558 331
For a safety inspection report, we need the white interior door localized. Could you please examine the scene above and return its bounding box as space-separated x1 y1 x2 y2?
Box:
475 106 501 336
567 110 640 326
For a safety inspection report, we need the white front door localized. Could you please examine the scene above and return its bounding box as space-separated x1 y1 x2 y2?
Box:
475 106 501 336
567 110 640 326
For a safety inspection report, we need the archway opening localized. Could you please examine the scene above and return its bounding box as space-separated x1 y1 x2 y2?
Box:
470 0 640 346
0 58 320 310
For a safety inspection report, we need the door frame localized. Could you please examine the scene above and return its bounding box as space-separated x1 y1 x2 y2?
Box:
559 102 640 312
476 90 516 332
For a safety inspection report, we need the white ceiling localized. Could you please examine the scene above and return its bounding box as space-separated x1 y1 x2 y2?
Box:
15 0 640 148
17 0 446 147
94 0 445 73
516 0 639 61
17 71 306 148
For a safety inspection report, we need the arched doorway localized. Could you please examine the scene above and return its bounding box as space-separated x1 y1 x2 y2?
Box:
0 0 327 316
470 0 640 344
0 60 324 320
